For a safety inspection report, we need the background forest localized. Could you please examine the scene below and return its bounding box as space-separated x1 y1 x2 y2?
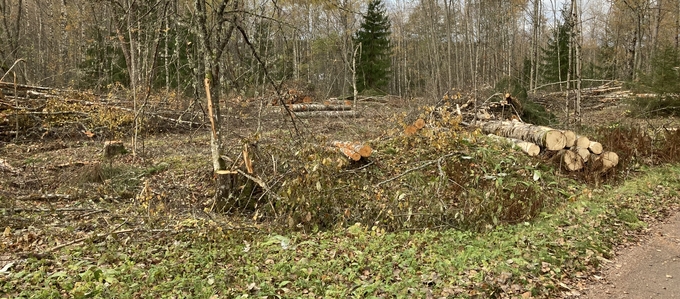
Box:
2 0 679 100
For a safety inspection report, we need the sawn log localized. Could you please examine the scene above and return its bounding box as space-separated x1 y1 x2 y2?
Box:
474 120 566 151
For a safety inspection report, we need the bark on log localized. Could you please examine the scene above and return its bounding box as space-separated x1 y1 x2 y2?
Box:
288 103 352 112
588 141 603 154
293 110 358 118
475 120 566 151
488 134 540 157
554 149 584 171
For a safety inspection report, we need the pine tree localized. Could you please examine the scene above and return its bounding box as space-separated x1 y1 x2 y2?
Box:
540 6 573 87
354 0 392 93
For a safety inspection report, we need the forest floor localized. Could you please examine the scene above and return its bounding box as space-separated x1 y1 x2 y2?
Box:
1 89 680 298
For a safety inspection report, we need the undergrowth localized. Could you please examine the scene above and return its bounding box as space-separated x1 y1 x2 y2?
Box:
258 109 568 232
4 164 678 298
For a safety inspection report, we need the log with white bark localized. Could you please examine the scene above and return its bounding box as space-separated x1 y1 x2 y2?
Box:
488 134 540 157
289 103 352 112
588 141 603 154
293 110 359 118
553 149 584 171
474 120 566 151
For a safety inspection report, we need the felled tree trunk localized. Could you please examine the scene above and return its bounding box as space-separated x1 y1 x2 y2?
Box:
293 110 359 118
475 120 566 151
289 103 352 112
488 134 540 156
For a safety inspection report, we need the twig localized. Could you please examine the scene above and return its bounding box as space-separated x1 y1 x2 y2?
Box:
340 161 374 173
75 209 109 219
0 59 26 82
375 152 463 187
16 194 73 201
10 207 102 213
236 169 282 202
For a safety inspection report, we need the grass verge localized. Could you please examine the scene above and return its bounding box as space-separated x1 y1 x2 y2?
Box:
3 163 679 298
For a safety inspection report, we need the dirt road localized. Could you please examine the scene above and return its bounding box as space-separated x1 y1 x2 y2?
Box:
584 212 680 298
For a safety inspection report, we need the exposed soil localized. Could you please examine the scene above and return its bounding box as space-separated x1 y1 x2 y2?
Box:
584 212 680 298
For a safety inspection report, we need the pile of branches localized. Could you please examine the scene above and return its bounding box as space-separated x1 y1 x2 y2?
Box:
0 82 204 141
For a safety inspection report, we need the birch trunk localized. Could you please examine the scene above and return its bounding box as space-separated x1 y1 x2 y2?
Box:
475 120 566 151
488 134 540 157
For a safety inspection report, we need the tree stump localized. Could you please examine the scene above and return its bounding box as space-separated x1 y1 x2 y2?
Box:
104 141 126 159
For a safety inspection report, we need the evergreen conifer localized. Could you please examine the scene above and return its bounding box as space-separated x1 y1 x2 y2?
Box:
353 0 392 93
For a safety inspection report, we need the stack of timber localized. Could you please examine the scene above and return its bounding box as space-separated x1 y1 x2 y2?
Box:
331 141 372 161
474 119 619 172
436 92 523 124
280 101 359 118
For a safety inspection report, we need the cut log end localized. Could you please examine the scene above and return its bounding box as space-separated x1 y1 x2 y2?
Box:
545 130 567 151
405 125 417 136
575 136 590 149
574 147 591 161
589 141 603 155
557 149 584 171
414 118 426 129
331 141 371 160
600 152 619 169
562 130 576 147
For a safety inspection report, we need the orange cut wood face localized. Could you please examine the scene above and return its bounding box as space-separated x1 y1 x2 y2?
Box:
405 125 417 136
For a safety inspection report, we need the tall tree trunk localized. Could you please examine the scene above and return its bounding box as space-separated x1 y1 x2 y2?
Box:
573 0 582 125
195 0 237 210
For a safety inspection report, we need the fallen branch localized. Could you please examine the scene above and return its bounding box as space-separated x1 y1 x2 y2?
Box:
376 152 463 186
9 207 105 213
16 193 73 201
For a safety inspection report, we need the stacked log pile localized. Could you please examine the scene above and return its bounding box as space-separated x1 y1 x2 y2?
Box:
331 141 372 161
273 97 368 118
476 120 618 172
285 102 358 118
